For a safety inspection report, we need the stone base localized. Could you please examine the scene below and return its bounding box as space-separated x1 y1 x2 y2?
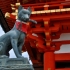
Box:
0 57 34 70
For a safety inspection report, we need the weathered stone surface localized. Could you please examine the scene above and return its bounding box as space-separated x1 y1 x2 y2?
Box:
0 57 34 70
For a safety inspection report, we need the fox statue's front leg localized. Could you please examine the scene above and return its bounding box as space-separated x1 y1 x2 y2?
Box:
11 38 20 58
10 33 24 58
18 41 24 55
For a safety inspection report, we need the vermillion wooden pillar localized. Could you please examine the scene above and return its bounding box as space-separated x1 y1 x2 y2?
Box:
43 19 55 70
43 18 58 70
44 51 55 70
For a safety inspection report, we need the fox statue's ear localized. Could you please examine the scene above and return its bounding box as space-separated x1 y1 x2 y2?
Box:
27 7 32 13
18 5 23 13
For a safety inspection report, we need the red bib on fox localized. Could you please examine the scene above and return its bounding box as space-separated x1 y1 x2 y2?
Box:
15 20 28 34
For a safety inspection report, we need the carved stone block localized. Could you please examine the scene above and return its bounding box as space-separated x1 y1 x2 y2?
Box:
0 57 34 70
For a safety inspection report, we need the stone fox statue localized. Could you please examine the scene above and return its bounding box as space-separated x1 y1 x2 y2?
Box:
0 5 37 58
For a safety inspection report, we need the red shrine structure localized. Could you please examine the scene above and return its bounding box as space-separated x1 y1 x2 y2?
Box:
0 0 70 70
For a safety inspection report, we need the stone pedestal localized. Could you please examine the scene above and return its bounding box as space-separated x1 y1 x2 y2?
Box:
0 57 34 70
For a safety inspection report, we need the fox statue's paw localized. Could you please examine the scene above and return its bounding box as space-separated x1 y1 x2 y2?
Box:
17 55 29 63
17 55 25 59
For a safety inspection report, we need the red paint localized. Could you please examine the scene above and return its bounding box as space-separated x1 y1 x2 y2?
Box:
15 20 28 34
55 53 70 61
44 52 55 70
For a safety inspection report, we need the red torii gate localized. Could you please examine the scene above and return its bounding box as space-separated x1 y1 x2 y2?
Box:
6 1 70 70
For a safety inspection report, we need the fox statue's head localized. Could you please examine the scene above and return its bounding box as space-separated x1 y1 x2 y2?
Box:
18 5 31 22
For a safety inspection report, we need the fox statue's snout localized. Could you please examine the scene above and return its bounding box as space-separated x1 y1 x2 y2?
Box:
18 6 31 22
18 6 37 24
22 14 29 22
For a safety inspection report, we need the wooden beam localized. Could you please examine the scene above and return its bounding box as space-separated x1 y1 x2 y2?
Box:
56 68 70 70
55 53 70 61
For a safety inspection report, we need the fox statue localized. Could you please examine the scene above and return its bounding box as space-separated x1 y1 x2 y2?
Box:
0 5 37 58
